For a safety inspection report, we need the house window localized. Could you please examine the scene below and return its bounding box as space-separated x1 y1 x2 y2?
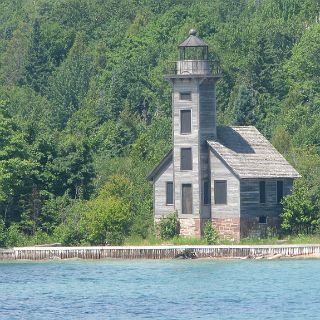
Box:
180 110 191 134
259 216 267 224
180 92 191 101
182 184 192 214
277 181 284 204
166 182 173 205
214 180 227 204
203 180 211 205
180 148 192 170
259 181 266 204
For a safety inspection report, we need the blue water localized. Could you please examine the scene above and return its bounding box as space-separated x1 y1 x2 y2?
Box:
0 259 319 319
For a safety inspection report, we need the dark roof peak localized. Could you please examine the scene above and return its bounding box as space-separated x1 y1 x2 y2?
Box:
178 29 208 48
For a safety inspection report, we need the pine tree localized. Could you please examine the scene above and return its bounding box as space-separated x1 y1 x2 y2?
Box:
25 19 49 93
234 85 256 126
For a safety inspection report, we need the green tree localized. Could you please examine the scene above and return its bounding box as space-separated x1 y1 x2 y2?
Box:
0 102 38 225
50 134 94 199
0 26 29 86
81 196 132 245
47 33 94 128
25 19 50 93
234 84 257 125
281 180 319 234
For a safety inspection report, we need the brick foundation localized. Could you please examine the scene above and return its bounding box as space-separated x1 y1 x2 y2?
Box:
179 218 241 240
240 216 280 238
211 217 240 241
179 218 202 237
155 217 241 240
156 216 279 240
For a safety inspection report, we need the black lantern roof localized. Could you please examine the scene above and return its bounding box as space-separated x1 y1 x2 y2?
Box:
178 29 208 48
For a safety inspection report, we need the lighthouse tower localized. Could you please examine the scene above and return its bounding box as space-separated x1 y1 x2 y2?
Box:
149 30 299 240
164 29 222 235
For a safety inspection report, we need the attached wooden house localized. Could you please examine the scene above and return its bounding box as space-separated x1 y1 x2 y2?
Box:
148 30 299 240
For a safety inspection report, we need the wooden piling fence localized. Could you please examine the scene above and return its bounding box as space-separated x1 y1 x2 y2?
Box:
1 245 320 261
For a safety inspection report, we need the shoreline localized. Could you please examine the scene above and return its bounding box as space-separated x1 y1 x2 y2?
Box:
1 244 320 261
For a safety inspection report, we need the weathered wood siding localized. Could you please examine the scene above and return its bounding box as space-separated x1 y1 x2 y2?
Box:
172 78 201 218
170 78 218 221
240 178 293 217
199 79 217 218
154 161 174 217
210 150 240 218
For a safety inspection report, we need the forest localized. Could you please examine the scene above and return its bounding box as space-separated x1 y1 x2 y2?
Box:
0 0 320 246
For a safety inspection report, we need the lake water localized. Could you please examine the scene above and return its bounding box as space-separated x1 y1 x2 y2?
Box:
0 259 319 319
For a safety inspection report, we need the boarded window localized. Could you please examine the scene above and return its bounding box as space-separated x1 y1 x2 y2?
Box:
259 181 266 203
180 148 192 170
214 180 227 204
182 184 192 214
259 216 267 224
203 180 211 205
277 181 284 204
166 182 173 205
180 92 191 100
180 110 191 134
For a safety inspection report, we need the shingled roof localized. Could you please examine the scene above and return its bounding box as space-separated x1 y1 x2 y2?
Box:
178 34 208 47
207 126 300 179
147 150 173 181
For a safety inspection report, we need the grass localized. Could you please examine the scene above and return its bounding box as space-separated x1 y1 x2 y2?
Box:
124 234 320 246
124 235 207 246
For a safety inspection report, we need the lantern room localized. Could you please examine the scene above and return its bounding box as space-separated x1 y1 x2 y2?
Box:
176 29 211 75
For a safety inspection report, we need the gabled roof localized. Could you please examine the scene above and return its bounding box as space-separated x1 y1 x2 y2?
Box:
147 150 173 181
178 35 208 48
207 126 300 179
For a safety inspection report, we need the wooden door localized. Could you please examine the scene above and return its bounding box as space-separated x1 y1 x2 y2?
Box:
182 184 192 214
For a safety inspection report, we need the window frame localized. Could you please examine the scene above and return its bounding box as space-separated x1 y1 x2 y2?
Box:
181 183 193 214
214 180 227 205
180 109 192 134
180 148 193 171
276 180 284 204
179 92 192 101
258 216 267 224
259 181 266 204
166 181 174 205
203 180 211 205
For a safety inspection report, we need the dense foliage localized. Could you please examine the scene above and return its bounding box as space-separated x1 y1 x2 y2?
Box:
0 0 320 245
159 212 179 240
203 222 219 245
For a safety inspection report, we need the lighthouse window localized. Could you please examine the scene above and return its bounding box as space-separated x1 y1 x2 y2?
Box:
277 181 284 204
180 148 192 170
203 180 211 205
166 182 174 205
214 180 227 205
180 92 191 101
182 184 193 214
259 181 266 204
180 110 191 134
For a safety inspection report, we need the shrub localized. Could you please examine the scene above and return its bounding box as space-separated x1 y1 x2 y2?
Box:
203 222 219 245
81 196 132 245
52 200 86 245
159 212 178 240
5 223 27 247
281 180 319 235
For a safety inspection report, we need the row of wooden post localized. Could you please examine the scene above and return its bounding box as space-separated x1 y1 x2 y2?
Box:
1 245 320 260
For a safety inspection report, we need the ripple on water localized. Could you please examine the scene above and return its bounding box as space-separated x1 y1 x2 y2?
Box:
0 259 320 320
